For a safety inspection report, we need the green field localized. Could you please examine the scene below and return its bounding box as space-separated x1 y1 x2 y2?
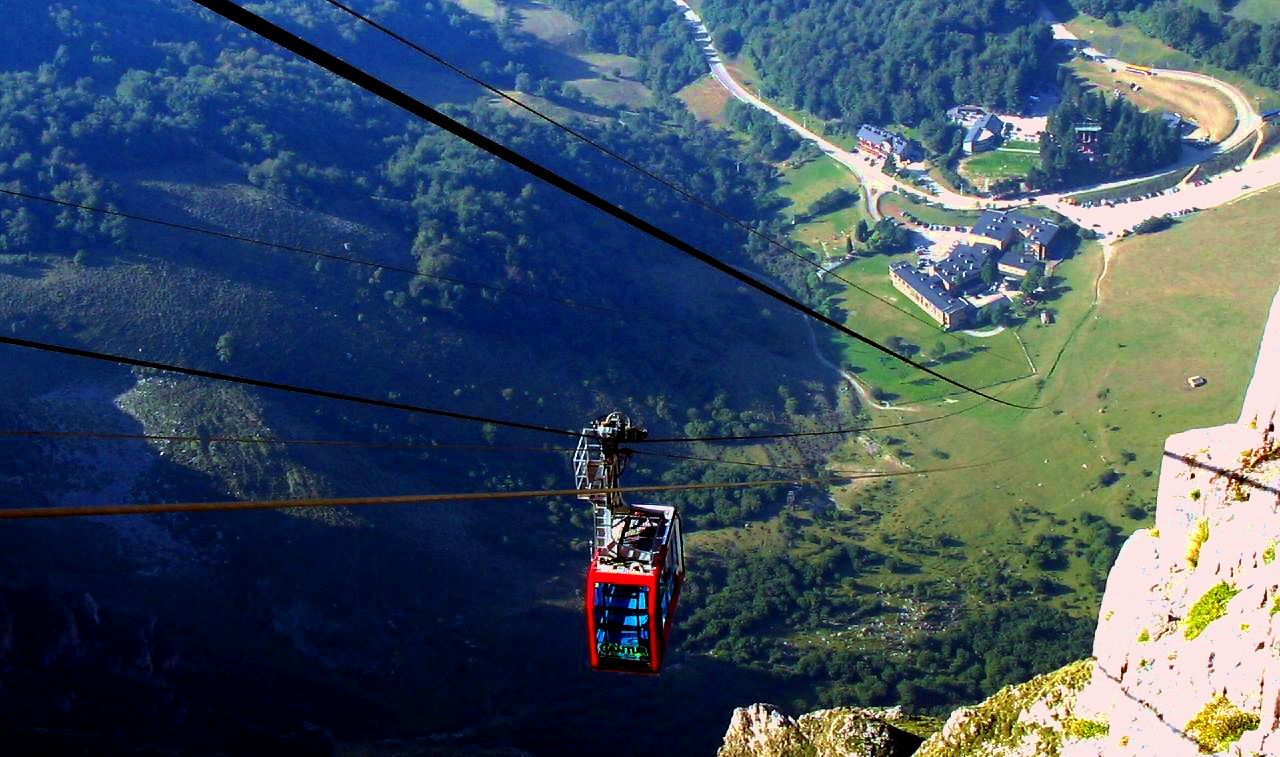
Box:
693 186 1280 664
959 148 1041 183
879 192 981 227
1066 15 1280 111
1186 0 1280 24
822 244 1081 406
779 157 860 211
1231 0 1280 24
826 186 1280 612
449 0 500 20
777 157 865 259
515 0 581 45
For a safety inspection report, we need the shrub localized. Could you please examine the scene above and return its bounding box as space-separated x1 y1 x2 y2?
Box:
1186 518 1209 568
1264 542 1276 565
1064 717 1109 739
1184 694 1260 753
1132 215 1175 235
1185 582 1240 640
1137 629 1149 643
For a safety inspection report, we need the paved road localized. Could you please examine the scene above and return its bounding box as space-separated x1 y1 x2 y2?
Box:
671 0 1279 234
1052 19 1261 151
671 0 1002 212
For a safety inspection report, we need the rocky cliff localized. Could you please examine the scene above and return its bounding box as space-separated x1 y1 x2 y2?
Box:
720 290 1280 756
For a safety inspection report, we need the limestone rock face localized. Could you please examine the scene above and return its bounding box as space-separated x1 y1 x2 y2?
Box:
1066 415 1280 757
717 703 928 757
913 660 1094 757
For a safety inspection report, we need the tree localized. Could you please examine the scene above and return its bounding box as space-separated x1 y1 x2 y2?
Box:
980 256 998 285
867 219 909 254
805 188 856 218
215 332 235 364
854 219 870 243
2 207 36 250
1020 263 1044 293
715 27 744 57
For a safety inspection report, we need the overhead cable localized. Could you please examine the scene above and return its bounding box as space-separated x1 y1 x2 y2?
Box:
639 402 982 443
0 187 613 315
185 0 1040 411
0 462 992 520
0 428 577 453
317 0 1013 362
0 335 579 439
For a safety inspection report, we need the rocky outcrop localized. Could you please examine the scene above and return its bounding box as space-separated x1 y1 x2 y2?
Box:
717 703 934 757
1056 287 1280 757
912 660 1094 756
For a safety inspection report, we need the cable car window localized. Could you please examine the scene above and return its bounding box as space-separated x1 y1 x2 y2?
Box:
659 562 673 627
593 583 651 664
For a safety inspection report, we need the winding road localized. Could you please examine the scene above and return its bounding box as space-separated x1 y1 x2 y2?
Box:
670 0 1280 236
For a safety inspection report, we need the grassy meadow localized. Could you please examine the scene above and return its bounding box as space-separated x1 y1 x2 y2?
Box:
776 157 867 259
689 185 1280 668
1070 59 1237 141
959 147 1042 184
835 186 1280 609
879 193 982 227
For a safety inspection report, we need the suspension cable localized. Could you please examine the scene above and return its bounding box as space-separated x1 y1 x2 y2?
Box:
0 187 614 316
629 448 1011 478
640 402 982 443
0 335 579 439
0 462 992 520
185 0 1040 411
0 392 977 451
316 0 1015 364
0 428 577 453
0 425 958 475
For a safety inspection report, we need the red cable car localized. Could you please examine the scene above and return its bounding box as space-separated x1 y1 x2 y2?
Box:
574 414 686 674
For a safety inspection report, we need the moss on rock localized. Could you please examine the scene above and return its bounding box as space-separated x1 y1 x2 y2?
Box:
914 659 1093 757
1184 694 1260 754
1184 582 1240 640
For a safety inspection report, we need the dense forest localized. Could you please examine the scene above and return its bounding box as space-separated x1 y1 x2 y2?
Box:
1031 76 1183 188
697 0 1058 128
0 1 810 311
1069 0 1280 89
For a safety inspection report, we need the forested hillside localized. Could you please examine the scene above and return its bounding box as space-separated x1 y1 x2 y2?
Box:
0 2 847 753
1033 76 1183 188
697 0 1057 127
1 1 1135 753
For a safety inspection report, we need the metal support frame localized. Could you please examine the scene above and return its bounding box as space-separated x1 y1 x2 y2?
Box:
573 412 649 558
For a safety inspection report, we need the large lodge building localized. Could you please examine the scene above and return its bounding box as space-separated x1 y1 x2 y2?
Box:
890 210 1060 330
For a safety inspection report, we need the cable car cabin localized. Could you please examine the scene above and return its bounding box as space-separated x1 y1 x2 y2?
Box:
586 504 685 674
